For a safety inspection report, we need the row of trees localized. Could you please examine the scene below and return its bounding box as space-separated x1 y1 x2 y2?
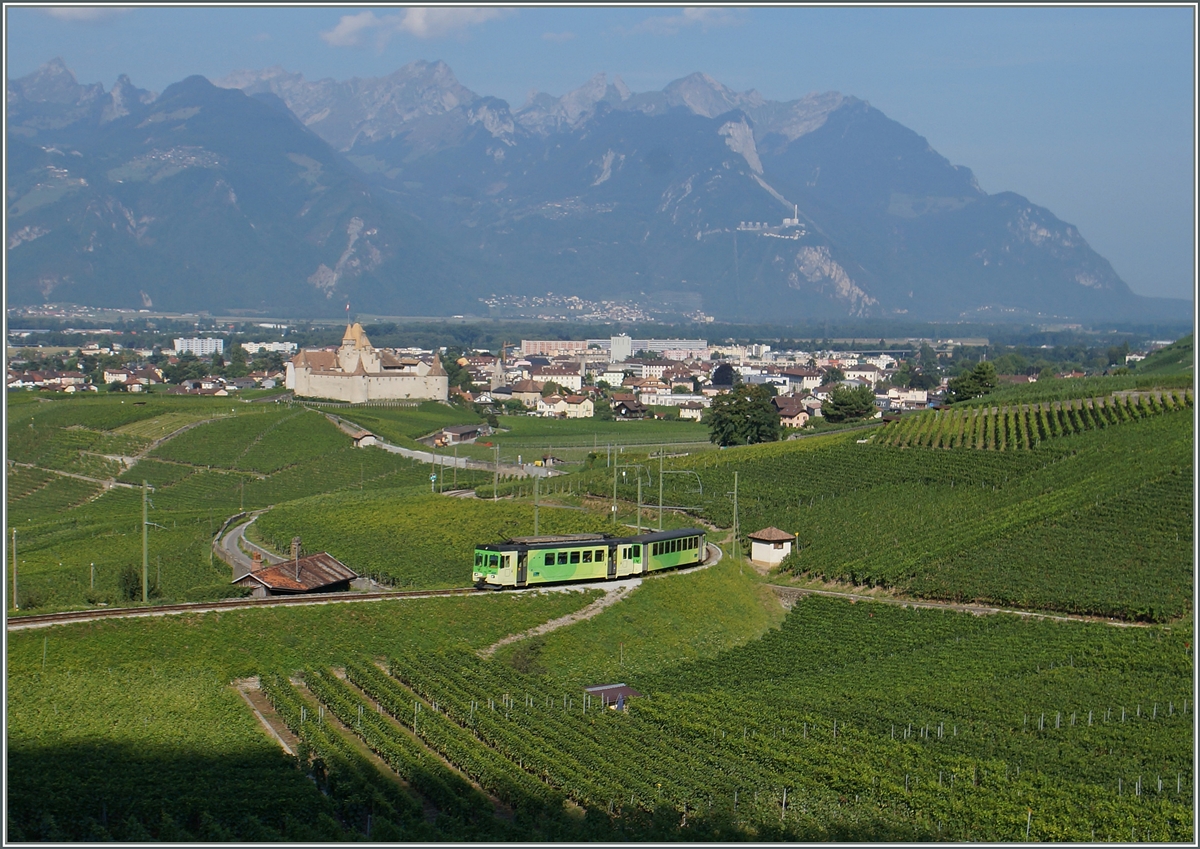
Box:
705 381 886 447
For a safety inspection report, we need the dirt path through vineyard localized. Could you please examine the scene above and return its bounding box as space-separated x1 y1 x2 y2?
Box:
478 583 638 658
767 584 1158 628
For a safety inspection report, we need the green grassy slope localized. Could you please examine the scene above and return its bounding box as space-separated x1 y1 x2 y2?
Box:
255 492 613 588
500 552 786 685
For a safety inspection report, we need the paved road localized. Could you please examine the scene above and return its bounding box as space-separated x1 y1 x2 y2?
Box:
321 411 559 479
218 514 286 577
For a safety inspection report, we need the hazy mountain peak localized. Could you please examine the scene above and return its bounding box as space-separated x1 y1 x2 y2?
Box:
216 60 480 150
101 74 157 123
9 56 103 106
663 71 763 118
612 74 631 101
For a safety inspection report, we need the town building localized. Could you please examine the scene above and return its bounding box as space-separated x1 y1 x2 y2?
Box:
174 337 225 357
772 395 811 429
244 341 298 356
532 363 583 392
678 401 705 421
286 323 448 404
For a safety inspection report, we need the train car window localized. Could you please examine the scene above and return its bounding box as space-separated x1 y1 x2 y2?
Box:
489 555 499 567
632 544 641 558
582 550 592 563
475 554 483 567
596 549 606 561
570 551 581 564
544 552 555 566
558 552 569 565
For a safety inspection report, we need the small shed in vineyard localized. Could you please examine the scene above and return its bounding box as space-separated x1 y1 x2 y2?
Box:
748 527 796 566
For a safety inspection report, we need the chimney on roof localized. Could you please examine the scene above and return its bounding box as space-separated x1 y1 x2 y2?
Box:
291 536 302 581
252 551 263 572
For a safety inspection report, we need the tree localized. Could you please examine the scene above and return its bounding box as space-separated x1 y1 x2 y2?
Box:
919 343 938 372
225 343 249 378
820 367 845 386
1106 341 1130 365
711 363 738 386
909 371 939 391
891 361 915 388
593 398 614 421
706 384 780 447
163 352 207 384
944 361 998 404
822 385 876 422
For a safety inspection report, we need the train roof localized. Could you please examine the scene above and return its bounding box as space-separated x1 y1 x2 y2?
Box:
621 528 706 545
505 533 606 545
475 527 705 552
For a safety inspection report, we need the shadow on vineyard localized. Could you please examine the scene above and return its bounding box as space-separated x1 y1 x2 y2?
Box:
6 741 340 842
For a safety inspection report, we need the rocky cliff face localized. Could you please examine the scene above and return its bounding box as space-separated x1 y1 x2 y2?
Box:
217 60 479 151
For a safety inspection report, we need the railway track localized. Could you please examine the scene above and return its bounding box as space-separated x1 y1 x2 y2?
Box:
6 587 480 631
9 542 724 632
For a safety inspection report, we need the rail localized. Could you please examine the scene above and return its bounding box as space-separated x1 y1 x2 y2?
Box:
6 587 479 631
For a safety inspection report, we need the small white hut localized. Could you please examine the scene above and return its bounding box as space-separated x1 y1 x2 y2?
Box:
748 527 796 566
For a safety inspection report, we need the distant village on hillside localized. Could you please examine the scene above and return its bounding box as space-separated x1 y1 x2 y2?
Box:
8 313 1171 429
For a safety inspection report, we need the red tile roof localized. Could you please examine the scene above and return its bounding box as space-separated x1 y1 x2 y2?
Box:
238 552 357 593
748 527 796 542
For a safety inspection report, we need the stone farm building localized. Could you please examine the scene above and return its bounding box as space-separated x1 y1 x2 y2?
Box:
287 322 448 403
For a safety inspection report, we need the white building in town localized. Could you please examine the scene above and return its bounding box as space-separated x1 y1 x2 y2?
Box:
174 337 224 357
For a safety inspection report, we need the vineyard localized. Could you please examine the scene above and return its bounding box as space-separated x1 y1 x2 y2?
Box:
324 400 483 446
258 593 1192 842
880 389 1192 450
5 374 1194 841
6 397 495 610
254 492 612 589
5 590 598 841
569 386 1192 622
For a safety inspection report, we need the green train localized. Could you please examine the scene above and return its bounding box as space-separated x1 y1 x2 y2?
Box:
473 528 708 589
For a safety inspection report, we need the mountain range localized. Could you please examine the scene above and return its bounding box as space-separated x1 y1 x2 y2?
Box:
6 58 1187 323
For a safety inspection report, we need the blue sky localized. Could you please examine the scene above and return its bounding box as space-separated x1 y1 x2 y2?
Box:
6 5 1195 301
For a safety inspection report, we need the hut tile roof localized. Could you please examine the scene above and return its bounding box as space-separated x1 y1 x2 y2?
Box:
748 526 796 542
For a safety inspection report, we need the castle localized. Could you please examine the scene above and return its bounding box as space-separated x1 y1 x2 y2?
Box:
286 322 448 403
